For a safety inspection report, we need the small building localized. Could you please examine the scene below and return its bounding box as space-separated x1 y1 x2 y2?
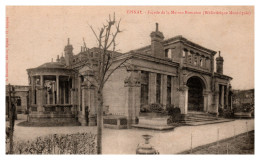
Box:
26 23 232 126
6 85 30 115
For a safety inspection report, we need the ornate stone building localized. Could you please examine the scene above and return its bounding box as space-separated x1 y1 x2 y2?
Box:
27 23 232 126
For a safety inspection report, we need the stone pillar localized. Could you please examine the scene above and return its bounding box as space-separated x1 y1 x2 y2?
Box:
171 76 175 105
71 78 75 105
171 76 179 107
63 81 66 104
82 88 86 116
31 76 35 105
230 96 233 110
56 75 59 104
70 77 75 114
38 75 44 112
203 91 209 112
221 85 224 108
78 85 87 126
179 85 188 114
47 92 50 104
52 83 55 104
148 72 156 104
225 85 229 109
161 74 167 108
124 66 141 128
78 76 82 113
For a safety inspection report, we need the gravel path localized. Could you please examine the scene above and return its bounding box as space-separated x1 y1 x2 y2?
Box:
11 118 254 154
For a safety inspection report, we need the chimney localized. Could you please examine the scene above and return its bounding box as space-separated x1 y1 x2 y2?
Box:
150 23 164 58
216 51 224 74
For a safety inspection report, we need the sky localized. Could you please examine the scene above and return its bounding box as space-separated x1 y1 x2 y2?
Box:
6 6 254 89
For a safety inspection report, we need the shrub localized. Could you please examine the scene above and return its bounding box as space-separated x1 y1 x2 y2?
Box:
222 109 234 119
6 132 97 154
149 103 163 113
166 105 182 124
218 108 234 119
140 104 150 112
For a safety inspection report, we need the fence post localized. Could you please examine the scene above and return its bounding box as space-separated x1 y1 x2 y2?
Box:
190 133 193 154
226 143 229 154
233 125 236 140
246 121 248 137
217 128 219 154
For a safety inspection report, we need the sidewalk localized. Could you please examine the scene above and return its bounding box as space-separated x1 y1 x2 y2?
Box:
11 118 254 154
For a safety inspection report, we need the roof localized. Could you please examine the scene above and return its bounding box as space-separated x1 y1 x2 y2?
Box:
36 62 66 69
134 35 217 55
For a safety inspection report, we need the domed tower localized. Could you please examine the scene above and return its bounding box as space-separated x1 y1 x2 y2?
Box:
216 51 224 74
64 38 74 66
150 23 164 58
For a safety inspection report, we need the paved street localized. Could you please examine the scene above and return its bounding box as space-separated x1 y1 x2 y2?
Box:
12 117 254 154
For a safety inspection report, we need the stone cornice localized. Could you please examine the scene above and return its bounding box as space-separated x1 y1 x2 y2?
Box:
183 66 212 76
120 51 180 68
214 72 233 80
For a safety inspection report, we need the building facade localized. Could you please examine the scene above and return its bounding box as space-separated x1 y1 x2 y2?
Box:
27 23 232 126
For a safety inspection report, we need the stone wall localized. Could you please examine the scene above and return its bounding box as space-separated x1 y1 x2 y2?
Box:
103 68 128 115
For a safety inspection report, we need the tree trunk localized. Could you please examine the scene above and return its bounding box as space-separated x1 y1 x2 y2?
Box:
97 89 103 154
8 84 14 154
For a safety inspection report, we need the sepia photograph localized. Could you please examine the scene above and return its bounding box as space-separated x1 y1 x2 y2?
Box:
4 5 254 156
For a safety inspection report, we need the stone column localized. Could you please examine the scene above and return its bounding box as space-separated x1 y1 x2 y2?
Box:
78 83 87 126
47 92 50 104
225 85 229 109
221 85 225 108
38 75 44 112
31 76 35 105
71 78 75 105
70 77 75 114
171 76 175 105
214 83 219 116
63 81 66 104
124 66 141 128
52 83 55 104
171 76 179 107
78 76 82 113
230 96 233 110
179 85 188 114
82 87 86 116
203 91 209 112
148 72 156 104
56 75 59 104
161 74 167 108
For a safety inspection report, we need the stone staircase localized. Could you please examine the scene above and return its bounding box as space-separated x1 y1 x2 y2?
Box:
180 111 233 126
132 111 234 130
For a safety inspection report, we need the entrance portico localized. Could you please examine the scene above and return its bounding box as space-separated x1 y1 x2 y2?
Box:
180 74 212 115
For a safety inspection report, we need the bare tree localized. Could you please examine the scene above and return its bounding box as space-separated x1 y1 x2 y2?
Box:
85 13 129 154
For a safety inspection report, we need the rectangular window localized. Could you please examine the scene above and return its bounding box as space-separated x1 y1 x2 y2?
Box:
165 49 172 59
17 97 21 106
156 73 161 104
